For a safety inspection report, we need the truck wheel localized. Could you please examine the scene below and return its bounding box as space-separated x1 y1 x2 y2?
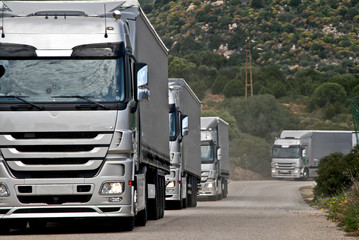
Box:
159 176 165 219
191 178 198 207
222 179 228 198
302 168 309 181
135 179 147 226
147 172 161 220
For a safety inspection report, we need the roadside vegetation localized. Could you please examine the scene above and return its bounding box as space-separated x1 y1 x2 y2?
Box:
312 147 359 235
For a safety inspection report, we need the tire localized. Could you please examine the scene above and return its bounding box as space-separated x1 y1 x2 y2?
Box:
191 179 198 207
222 179 228 198
147 172 160 220
302 168 309 181
159 176 165 219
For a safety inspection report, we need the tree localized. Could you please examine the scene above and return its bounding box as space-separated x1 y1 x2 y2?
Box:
168 57 196 82
312 82 347 108
223 79 244 98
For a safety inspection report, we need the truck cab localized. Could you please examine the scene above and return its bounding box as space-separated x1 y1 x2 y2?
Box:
271 138 308 179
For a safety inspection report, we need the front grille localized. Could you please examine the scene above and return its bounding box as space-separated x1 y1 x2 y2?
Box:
14 145 96 152
0 131 112 178
19 158 91 165
17 195 92 204
276 163 295 170
11 132 99 139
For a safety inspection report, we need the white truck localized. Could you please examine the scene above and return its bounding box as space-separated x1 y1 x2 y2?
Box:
0 1 169 231
271 130 353 180
198 117 229 200
166 78 201 209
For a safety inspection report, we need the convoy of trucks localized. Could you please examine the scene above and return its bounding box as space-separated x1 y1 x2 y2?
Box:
198 117 230 200
0 0 170 231
5 0 356 235
166 78 201 209
271 130 353 180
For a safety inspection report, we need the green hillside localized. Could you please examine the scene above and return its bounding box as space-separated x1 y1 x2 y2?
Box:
140 0 359 178
144 0 358 73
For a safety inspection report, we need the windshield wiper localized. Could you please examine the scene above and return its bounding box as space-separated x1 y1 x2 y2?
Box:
0 95 45 110
51 95 109 110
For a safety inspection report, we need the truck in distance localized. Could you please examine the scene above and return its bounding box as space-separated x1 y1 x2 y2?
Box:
0 0 169 232
198 117 229 200
271 130 353 180
166 78 201 209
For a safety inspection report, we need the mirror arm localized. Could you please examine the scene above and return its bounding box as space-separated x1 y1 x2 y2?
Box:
128 52 137 63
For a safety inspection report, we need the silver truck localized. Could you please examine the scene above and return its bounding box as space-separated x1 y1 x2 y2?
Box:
0 0 169 231
166 78 201 209
271 130 353 180
198 117 229 200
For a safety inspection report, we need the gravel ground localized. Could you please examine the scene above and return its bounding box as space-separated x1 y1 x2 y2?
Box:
0 180 349 240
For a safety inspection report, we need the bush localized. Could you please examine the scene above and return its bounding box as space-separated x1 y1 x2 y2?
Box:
315 148 359 198
314 153 350 197
312 82 347 108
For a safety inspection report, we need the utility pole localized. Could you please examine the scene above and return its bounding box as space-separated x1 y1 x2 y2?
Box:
245 38 253 98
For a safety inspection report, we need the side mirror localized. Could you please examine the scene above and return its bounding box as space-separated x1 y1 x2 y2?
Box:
0 65 5 78
181 115 189 136
217 147 222 161
302 148 306 157
135 63 150 101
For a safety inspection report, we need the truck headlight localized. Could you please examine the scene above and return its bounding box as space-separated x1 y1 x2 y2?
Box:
271 169 276 173
0 183 9 197
205 182 214 189
166 181 175 188
100 182 124 195
294 168 299 174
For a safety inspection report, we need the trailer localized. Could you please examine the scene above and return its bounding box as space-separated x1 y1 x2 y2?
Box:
0 0 169 232
198 117 229 200
271 130 353 180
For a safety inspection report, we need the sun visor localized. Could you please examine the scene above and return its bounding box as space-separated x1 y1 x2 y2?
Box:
0 43 37 58
71 42 125 58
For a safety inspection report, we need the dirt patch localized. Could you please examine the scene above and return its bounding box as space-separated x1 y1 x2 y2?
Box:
231 167 267 180
282 103 306 114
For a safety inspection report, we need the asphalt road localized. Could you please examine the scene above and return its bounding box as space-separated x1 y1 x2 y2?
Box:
1 180 347 240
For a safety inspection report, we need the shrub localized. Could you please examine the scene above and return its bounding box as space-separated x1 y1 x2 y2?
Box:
315 148 359 198
312 82 347 108
314 153 350 197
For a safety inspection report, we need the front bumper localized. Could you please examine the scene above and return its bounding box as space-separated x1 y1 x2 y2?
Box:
271 168 301 179
0 157 135 219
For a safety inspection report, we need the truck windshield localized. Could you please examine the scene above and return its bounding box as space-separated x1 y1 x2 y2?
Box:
0 58 124 103
272 147 301 158
201 142 214 163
